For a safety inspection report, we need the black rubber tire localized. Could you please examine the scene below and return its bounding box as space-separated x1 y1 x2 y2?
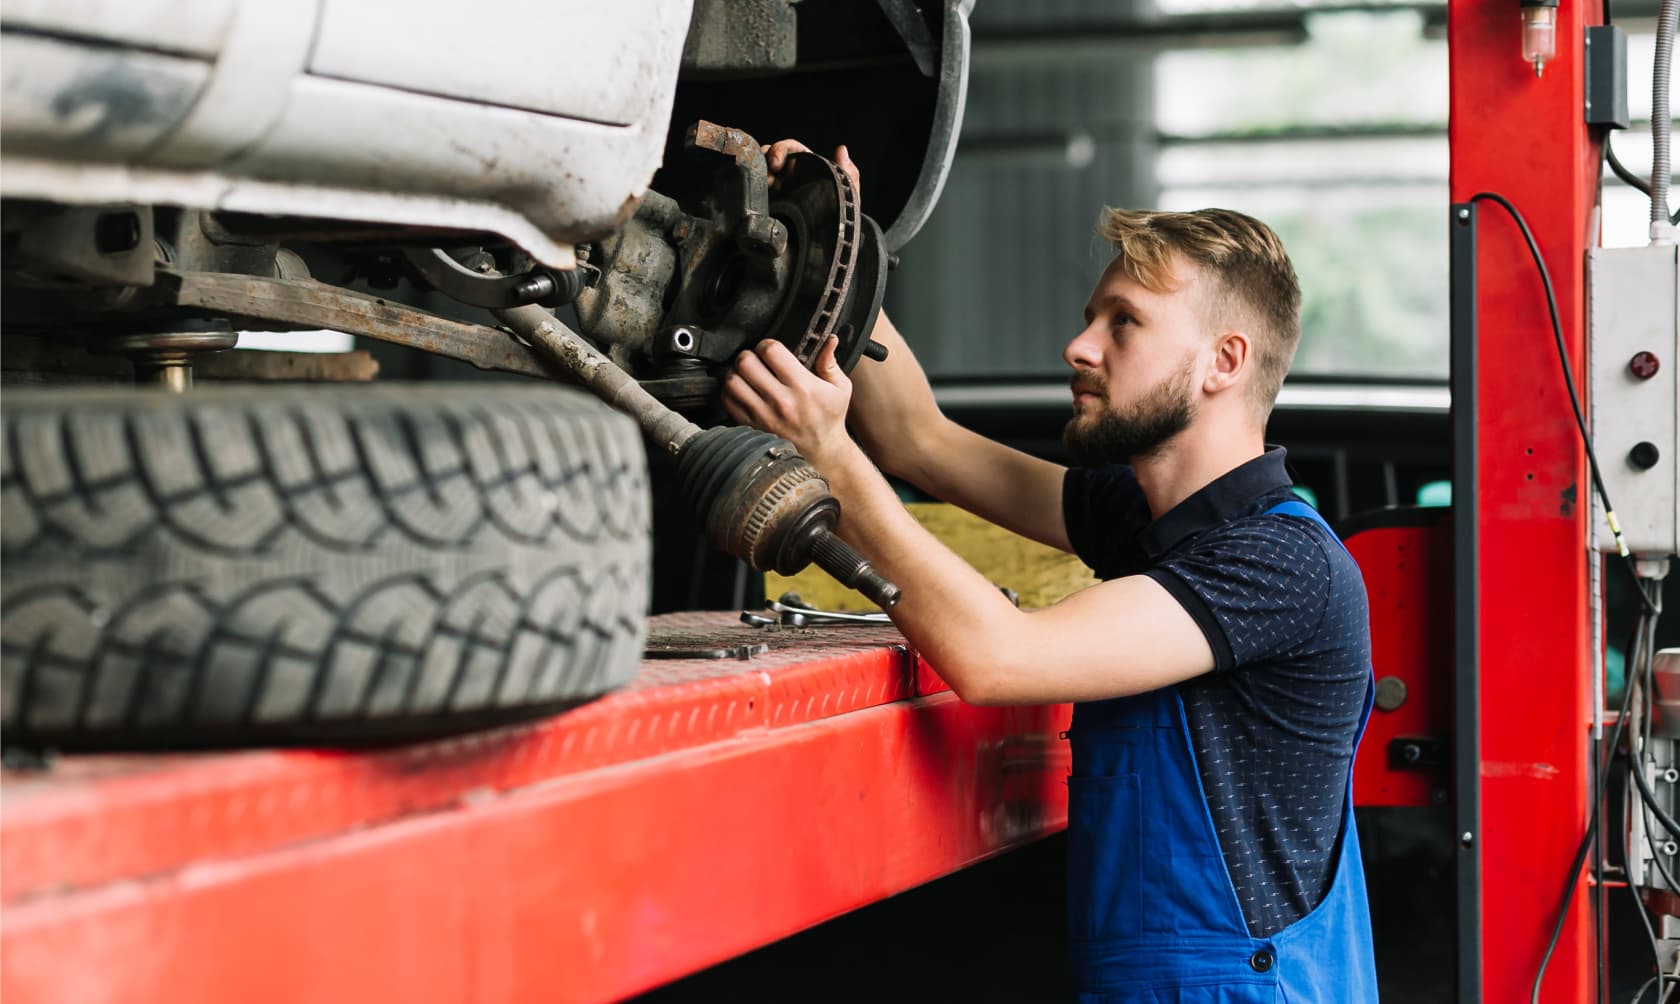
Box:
0 383 650 750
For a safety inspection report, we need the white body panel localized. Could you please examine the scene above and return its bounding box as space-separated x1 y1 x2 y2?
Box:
0 0 693 267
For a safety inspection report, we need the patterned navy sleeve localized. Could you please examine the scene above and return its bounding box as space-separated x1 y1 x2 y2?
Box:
1061 465 1144 578
1145 516 1334 673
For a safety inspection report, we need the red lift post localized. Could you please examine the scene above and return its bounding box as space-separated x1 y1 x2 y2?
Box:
1450 0 1603 999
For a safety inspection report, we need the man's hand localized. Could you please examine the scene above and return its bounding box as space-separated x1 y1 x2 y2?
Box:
724 335 857 470
762 139 860 199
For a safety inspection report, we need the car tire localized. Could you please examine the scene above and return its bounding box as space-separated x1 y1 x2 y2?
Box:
0 383 650 750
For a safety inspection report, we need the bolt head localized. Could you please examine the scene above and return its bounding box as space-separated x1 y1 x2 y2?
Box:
1374 675 1408 711
1631 351 1661 380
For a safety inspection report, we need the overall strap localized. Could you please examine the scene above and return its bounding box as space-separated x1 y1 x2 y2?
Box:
1260 497 1381 1002
1263 495 1375 734
1264 497 1339 540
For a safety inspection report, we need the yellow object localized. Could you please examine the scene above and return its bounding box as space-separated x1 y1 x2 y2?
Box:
765 502 1098 612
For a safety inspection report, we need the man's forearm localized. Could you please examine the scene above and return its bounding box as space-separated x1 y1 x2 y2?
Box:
818 441 1215 705
845 313 943 479
847 317 1070 551
819 442 1032 704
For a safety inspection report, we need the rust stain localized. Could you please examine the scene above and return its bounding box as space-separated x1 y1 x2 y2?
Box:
1482 760 1561 780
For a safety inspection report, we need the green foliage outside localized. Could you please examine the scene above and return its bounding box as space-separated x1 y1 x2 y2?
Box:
1271 204 1449 377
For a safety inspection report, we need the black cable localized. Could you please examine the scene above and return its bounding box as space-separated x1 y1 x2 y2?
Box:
1532 612 1646 1004
1466 193 1659 614
1601 0 1680 225
1626 594 1669 998
1633 701 1680 840
1630 816 1668 1004
1609 134 1654 197
1634 580 1672 846
1603 610 1652 999
1605 134 1680 226
1638 777 1680 883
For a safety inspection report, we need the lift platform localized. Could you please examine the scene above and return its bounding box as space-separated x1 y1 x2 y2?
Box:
1 612 1073 1004
1 517 1444 1003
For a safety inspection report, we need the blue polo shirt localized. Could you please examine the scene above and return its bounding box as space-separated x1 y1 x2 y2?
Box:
1061 447 1371 938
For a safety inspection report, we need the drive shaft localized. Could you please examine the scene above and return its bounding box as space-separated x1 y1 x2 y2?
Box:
495 304 900 610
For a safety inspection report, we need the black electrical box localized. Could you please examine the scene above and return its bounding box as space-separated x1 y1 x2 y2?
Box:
1585 25 1629 130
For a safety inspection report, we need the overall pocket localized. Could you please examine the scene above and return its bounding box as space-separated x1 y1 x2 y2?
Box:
1066 773 1144 942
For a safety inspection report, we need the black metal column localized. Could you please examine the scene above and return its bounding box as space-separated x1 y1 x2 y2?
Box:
1449 201 1480 1003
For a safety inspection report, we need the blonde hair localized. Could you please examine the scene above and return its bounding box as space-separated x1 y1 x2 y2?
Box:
1097 207 1301 417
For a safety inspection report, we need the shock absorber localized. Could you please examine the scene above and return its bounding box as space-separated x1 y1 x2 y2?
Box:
494 304 900 610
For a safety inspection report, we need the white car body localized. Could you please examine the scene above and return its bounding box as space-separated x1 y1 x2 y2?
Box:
0 0 693 268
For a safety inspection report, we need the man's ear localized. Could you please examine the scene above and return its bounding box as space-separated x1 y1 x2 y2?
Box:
1204 330 1250 395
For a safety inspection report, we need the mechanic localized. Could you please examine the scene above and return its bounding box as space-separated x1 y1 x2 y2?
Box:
725 141 1378 1002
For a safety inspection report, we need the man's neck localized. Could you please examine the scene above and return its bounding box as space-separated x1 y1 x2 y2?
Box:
1130 421 1265 519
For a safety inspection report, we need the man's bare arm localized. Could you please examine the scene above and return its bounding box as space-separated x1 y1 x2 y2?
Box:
725 340 1213 705
828 443 1212 704
849 313 1072 552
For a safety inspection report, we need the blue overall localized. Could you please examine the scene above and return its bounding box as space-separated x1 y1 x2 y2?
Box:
1065 500 1378 1002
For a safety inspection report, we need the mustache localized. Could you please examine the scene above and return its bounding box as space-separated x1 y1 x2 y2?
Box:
1070 372 1107 396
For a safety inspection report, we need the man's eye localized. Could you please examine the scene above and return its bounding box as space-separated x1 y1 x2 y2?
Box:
1111 314 1135 328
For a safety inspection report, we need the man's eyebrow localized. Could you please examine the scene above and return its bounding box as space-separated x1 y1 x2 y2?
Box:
1083 294 1144 325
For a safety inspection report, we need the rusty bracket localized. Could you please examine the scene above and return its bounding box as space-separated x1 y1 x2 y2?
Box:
156 270 562 379
686 120 786 258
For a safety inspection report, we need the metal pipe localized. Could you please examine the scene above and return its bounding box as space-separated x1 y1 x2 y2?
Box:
135 359 192 392
1652 0 1676 233
493 304 701 456
1591 549 1604 742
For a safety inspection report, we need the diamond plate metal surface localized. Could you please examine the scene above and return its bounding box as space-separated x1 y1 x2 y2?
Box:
1 613 929 904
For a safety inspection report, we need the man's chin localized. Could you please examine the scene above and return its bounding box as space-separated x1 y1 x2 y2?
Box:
1063 423 1116 467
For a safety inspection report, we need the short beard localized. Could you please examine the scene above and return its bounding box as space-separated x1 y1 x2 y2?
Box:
1063 360 1196 466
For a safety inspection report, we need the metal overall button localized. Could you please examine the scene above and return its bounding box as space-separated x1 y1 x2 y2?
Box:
1249 949 1275 973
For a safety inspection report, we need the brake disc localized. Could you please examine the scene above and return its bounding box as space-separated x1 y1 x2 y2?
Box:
766 152 882 371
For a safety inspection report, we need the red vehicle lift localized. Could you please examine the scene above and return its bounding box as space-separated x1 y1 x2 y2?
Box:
0 0 1630 998
1450 0 1606 999
1 616 1073 1004
0 522 1446 1003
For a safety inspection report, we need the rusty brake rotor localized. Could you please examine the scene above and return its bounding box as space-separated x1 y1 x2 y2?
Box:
766 152 875 370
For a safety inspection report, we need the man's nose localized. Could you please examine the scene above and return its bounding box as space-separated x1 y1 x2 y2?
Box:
1062 324 1104 371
